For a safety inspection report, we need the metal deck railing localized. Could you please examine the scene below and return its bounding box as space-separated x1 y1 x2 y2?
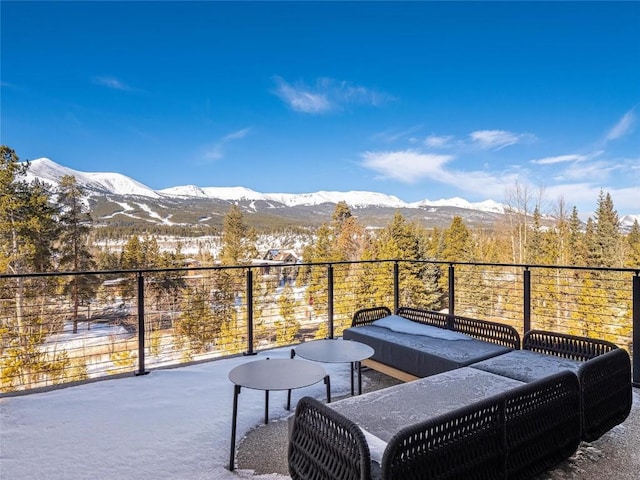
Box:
1 260 638 393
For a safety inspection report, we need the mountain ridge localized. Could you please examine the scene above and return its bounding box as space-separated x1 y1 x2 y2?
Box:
21 157 640 231
25 158 505 213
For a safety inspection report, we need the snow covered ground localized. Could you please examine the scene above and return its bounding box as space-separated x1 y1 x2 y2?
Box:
0 347 349 480
1 345 638 480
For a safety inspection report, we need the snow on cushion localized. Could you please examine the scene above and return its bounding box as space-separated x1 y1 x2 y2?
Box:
372 315 472 341
360 427 387 464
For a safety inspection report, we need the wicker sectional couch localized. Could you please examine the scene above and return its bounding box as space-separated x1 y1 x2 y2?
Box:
288 306 632 480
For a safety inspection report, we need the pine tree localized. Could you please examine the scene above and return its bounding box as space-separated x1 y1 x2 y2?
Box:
215 206 257 352
568 206 585 266
0 147 73 390
626 220 640 267
305 224 333 320
591 190 621 268
57 175 97 333
439 216 474 262
220 205 257 266
276 283 299 344
175 287 219 353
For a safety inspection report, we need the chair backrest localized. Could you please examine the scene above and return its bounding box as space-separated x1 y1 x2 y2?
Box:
352 306 392 327
523 329 617 361
396 306 449 329
288 396 371 480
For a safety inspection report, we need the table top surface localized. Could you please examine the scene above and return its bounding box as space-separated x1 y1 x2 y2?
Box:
294 339 375 363
228 358 327 391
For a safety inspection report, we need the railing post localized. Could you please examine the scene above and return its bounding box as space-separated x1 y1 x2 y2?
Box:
393 261 400 313
523 268 531 334
244 268 256 356
633 274 639 387
327 264 334 339
136 272 148 376
448 264 455 316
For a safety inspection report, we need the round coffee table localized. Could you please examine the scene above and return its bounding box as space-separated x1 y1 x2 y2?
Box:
292 339 374 396
227 357 329 471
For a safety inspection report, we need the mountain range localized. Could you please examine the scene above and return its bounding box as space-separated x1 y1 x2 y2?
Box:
22 158 639 231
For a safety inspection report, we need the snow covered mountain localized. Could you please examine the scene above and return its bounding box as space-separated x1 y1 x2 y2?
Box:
25 157 504 213
25 158 160 199
22 157 514 229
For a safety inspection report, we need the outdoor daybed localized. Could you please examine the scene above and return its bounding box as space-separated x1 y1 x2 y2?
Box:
289 369 582 480
342 306 521 380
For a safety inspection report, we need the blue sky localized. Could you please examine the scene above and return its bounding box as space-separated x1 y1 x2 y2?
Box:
2 1 639 217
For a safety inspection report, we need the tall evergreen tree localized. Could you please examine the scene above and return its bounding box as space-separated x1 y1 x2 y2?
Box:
591 190 621 268
0 147 74 390
220 205 257 266
57 175 96 333
439 216 474 262
218 205 257 351
626 220 640 267
0 147 59 331
568 206 585 266
276 283 299 344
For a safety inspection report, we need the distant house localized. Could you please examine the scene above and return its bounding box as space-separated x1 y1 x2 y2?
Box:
255 249 301 284
262 249 300 264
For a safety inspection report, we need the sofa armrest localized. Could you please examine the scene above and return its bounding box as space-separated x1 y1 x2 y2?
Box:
396 306 449 329
352 306 392 327
452 314 520 349
288 396 372 480
380 395 505 480
577 348 632 441
523 330 632 441
523 330 617 360
504 371 581 479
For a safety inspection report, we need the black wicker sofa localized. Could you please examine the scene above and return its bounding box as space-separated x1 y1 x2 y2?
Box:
288 306 632 479
342 306 521 380
289 369 582 480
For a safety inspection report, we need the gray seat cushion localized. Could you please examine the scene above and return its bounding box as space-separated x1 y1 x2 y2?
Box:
343 324 513 378
470 349 581 383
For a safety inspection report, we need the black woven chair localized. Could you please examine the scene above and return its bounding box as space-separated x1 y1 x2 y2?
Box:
524 330 632 441
288 396 372 480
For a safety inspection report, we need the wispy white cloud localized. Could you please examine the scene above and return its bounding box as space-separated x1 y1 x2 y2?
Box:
424 134 454 148
373 125 423 143
605 109 636 141
361 150 453 183
557 160 619 182
272 77 331 113
203 127 251 162
469 130 534 150
93 76 134 91
272 76 394 114
360 148 521 199
221 128 251 142
531 153 589 165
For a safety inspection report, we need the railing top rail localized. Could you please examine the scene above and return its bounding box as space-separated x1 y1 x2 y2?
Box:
1 258 638 280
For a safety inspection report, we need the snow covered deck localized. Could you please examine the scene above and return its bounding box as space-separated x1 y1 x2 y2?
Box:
1 346 638 480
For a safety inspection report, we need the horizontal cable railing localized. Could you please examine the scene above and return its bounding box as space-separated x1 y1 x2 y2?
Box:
1 260 638 393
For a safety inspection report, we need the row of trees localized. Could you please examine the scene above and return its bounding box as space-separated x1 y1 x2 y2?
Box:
2 144 639 390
